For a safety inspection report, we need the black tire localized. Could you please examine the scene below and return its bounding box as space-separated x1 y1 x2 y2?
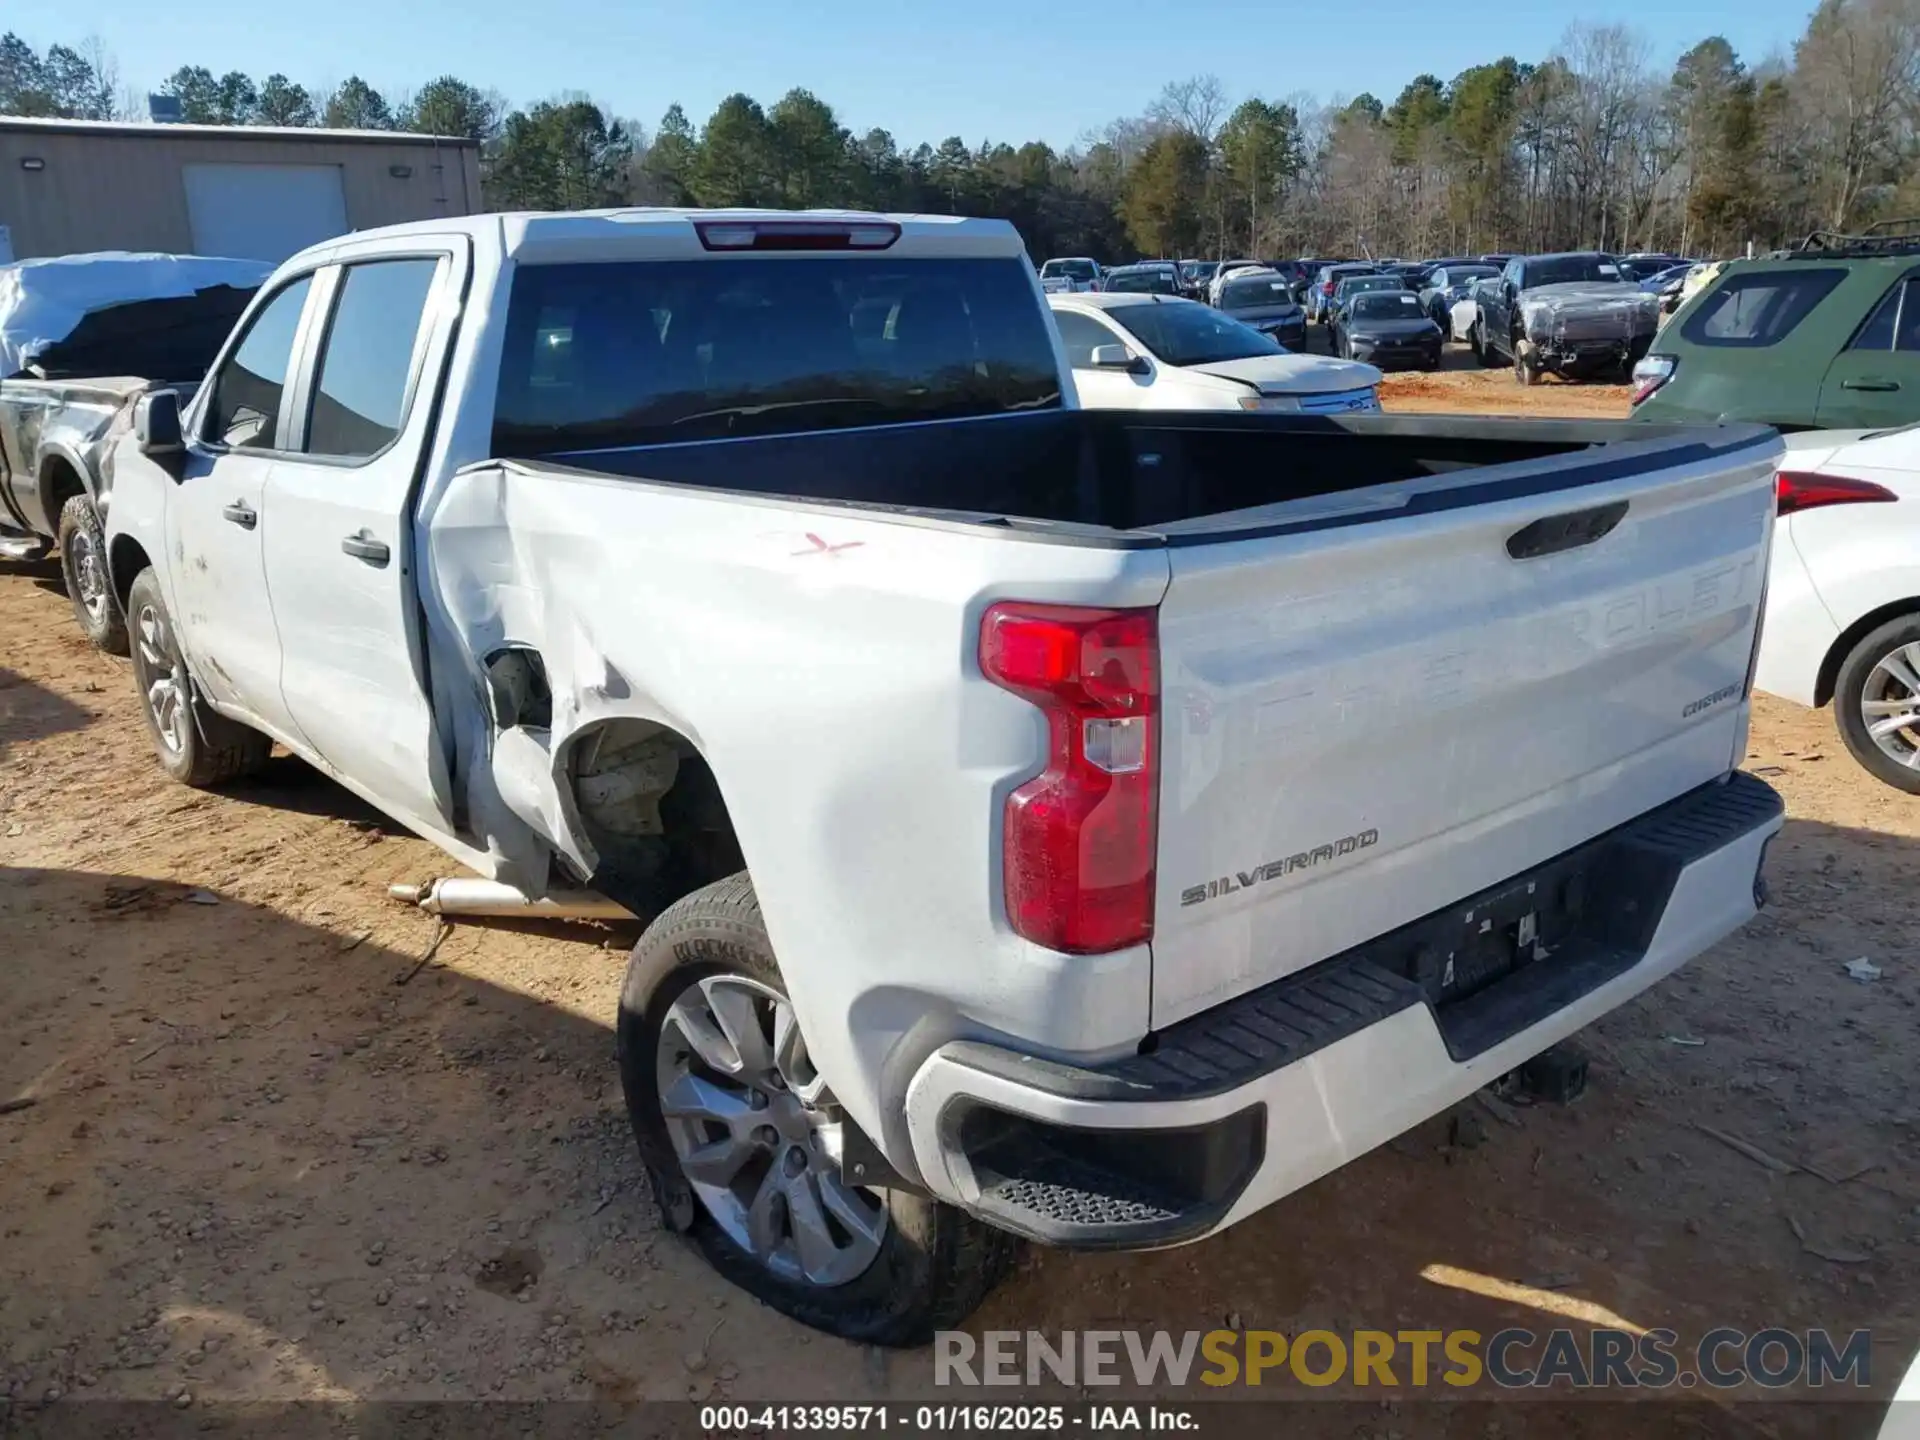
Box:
1473 323 1501 368
125 567 272 788
1832 614 1920 794
617 873 1019 1346
56 494 128 655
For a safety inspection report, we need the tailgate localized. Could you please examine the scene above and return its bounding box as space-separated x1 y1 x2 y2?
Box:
1150 430 1780 1027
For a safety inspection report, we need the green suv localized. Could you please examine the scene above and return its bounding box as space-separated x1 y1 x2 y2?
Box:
1632 228 1920 430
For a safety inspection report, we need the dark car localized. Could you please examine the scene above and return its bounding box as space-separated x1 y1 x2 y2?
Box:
1179 259 1221 300
1290 258 1348 302
1214 271 1307 348
1419 263 1501 330
1309 262 1380 324
1332 289 1443 369
1326 273 1407 335
1101 263 1182 296
1470 252 1660 383
1634 228 1920 429
1386 261 1431 290
1621 254 1685 282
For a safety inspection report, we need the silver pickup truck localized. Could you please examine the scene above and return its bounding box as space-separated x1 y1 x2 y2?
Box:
0 253 264 650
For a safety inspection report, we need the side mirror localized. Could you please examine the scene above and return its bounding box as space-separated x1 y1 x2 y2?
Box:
135 389 184 456
1089 343 1147 374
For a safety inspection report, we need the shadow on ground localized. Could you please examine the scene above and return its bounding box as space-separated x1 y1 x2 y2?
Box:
0 804 1913 1431
0 667 95 756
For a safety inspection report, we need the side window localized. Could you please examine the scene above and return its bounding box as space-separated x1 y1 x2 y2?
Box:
1681 269 1847 349
1893 279 1920 352
1051 310 1114 369
1504 261 1523 288
304 259 441 460
1851 284 1899 351
204 276 313 450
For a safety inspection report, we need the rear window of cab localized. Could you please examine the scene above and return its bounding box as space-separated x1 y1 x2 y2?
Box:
1679 268 1847 348
491 256 1063 455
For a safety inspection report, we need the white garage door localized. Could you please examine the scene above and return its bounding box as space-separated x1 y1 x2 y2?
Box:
183 163 349 262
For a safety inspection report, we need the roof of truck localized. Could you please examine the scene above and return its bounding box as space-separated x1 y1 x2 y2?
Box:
286 209 1028 269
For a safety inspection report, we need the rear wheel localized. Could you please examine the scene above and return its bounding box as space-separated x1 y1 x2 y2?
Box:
1473 322 1500 368
617 874 1018 1345
1833 616 1920 794
57 494 127 655
126 568 272 788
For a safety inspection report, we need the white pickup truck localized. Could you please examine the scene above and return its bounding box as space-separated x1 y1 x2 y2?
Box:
104 208 1785 1346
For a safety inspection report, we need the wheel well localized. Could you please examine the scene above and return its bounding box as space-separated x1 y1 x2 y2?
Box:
1816 598 1920 707
39 455 86 525
107 536 151 613
562 717 745 919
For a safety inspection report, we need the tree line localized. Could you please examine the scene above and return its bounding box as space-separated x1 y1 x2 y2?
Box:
6 0 1920 264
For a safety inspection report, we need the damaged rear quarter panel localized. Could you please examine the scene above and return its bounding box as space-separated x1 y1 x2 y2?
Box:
417 458 1170 1154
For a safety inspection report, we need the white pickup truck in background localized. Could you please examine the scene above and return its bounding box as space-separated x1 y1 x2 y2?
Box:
103 207 1784 1345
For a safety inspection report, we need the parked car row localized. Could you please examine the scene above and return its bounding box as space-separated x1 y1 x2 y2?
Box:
1030 235 1920 798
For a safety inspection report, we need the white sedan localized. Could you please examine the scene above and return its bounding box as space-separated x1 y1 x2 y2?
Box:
1048 293 1380 414
1755 423 1920 792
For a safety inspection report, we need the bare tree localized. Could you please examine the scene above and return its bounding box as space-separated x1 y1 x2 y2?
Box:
1150 75 1230 145
1792 0 1920 228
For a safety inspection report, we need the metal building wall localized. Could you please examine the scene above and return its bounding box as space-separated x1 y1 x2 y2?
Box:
0 121 482 260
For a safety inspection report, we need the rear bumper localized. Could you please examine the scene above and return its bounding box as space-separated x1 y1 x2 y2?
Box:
903 772 1782 1249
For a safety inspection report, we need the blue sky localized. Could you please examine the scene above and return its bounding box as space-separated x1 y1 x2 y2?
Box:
31 0 1817 148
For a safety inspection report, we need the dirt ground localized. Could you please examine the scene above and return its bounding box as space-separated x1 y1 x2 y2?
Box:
1372 344 1635 418
1 393 1915 1432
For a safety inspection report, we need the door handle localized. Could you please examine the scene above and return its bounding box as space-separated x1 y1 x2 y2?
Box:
341 533 390 567
221 501 256 529
1843 378 1900 392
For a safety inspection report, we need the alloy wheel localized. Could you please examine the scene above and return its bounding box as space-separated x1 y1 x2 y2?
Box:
135 603 189 756
69 528 108 624
1861 642 1920 771
656 974 887 1287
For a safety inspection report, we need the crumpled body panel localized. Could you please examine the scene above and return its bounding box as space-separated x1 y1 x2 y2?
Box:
411 457 1167 1155
1518 288 1661 348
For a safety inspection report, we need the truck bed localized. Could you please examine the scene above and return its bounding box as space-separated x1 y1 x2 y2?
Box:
527 409 1776 540
507 407 1778 1026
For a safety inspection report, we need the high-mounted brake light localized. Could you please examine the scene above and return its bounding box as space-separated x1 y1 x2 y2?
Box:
1775 470 1899 517
980 603 1159 956
694 220 901 252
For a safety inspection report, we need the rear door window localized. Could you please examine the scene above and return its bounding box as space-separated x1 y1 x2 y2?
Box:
1681 269 1847 348
493 257 1063 455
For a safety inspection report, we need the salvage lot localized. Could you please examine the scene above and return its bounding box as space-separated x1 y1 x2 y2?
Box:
2 373 1917 1431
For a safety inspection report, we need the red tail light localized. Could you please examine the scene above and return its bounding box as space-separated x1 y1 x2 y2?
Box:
1321 281 1335 295
980 603 1159 955
1775 471 1898 516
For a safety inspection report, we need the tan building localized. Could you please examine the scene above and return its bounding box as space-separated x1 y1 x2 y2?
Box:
0 117 483 264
